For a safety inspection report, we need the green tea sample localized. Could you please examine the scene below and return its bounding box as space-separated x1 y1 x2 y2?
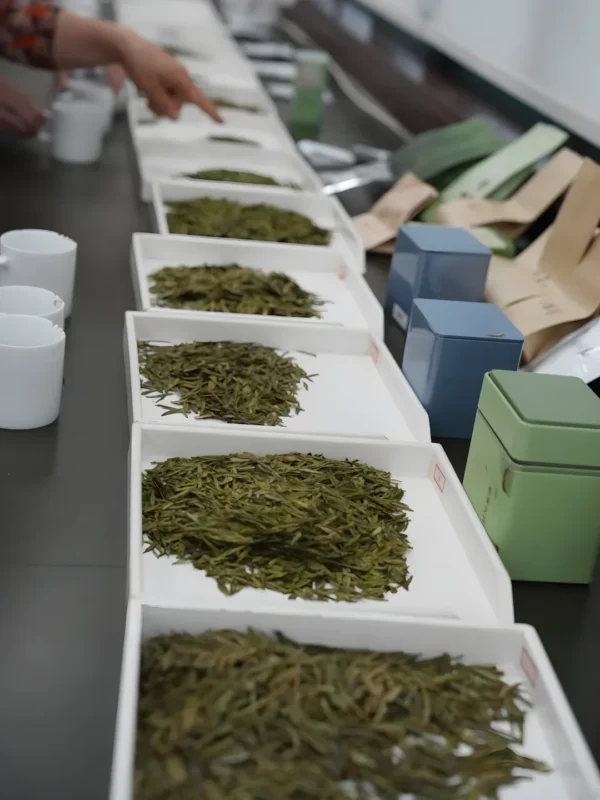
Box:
149 264 323 317
162 45 206 59
142 452 411 601
208 135 260 147
138 341 312 425
167 197 331 245
184 169 300 189
209 96 263 114
135 629 549 800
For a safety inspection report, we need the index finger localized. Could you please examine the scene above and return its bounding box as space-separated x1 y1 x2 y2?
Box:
175 73 224 124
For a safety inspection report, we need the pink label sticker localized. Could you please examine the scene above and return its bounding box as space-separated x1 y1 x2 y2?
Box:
369 338 380 364
337 265 346 280
520 647 538 688
433 465 446 493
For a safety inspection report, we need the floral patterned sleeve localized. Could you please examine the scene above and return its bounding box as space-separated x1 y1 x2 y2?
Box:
0 0 60 69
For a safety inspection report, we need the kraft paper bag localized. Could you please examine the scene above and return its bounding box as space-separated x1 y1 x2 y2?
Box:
353 173 437 252
486 158 600 362
434 148 583 232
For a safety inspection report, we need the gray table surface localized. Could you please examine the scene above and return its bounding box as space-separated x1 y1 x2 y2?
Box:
0 83 598 800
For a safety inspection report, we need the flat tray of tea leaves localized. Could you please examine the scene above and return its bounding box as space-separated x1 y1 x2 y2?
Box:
143 451 412 601
166 197 331 244
134 628 548 800
182 169 300 189
131 235 382 330
112 606 600 800
152 182 364 273
126 312 427 439
130 426 511 623
135 141 316 201
138 340 313 426
148 264 323 316
132 118 290 155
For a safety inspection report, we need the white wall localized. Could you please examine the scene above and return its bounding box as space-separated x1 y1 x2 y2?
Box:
360 0 600 146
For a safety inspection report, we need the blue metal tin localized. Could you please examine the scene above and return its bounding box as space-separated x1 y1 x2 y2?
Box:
386 224 491 330
402 299 524 438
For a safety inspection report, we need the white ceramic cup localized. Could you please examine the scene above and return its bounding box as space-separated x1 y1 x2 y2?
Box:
0 285 65 329
68 79 115 134
0 229 77 317
0 315 66 430
50 96 106 164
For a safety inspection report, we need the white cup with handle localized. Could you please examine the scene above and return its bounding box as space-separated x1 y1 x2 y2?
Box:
0 315 66 430
0 230 77 317
0 285 65 329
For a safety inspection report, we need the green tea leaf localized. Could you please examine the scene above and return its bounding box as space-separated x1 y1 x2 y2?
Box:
142 452 412 601
135 629 549 800
184 169 300 189
209 96 264 114
149 264 323 317
138 340 312 425
166 197 331 246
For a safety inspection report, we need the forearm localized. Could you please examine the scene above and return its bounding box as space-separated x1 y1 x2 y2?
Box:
0 2 132 70
52 11 128 70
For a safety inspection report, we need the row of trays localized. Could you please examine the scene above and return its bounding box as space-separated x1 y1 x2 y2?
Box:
111 1 600 796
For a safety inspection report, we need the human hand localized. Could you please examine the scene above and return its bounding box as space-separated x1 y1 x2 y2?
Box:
117 33 222 122
0 77 46 136
104 64 126 94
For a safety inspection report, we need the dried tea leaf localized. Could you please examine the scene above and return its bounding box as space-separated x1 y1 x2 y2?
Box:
134 629 549 800
166 197 331 246
138 340 312 425
142 452 412 601
208 135 261 147
208 96 264 114
149 264 323 317
184 169 300 189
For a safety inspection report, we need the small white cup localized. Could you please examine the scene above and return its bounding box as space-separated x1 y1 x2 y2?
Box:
50 96 106 164
68 79 115 134
0 229 77 317
0 315 66 430
0 285 65 329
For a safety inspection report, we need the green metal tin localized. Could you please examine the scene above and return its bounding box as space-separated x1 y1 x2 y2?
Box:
464 370 600 584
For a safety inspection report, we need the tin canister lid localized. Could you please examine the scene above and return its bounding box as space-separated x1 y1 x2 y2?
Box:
479 370 600 468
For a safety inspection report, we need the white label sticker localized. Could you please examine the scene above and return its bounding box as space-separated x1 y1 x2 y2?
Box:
433 465 446 493
392 302 409 331
369 338 380 364
520 647 539 688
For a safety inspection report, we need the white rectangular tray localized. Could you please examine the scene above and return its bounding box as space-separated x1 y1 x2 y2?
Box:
124 312 427 440
129 424 512 625
134 141 323 201
129 107 295 153
152 179 366 273
131 234 382 332
179 56 262 91
116 3 233 48
251 59 299 82
129 96 283 133
110 602 600 800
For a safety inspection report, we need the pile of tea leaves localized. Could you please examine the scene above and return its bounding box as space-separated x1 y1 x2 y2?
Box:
135 629 549 800
208 135 260 147
138 341 312 425
149 264 323 317
142 452 412 600
209 96 263 113
166 197 331 245
184 168 300 189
